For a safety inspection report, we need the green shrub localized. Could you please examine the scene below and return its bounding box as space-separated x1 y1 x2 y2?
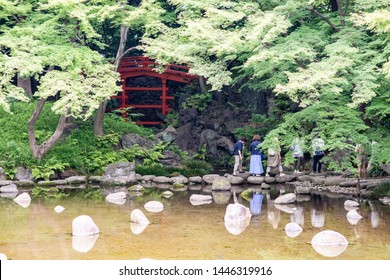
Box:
371 182 390 199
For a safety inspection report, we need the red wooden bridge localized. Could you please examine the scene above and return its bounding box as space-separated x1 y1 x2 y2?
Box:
113 56 197 125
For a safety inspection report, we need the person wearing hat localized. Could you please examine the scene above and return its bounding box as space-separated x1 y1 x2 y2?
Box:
249 134 264 176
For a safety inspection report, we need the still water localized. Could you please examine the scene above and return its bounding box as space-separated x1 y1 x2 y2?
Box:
0 185 389 260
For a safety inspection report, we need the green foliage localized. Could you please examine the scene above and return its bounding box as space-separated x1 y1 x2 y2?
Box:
31 187 69 199
120 142 167 167
371 182 390 199
32 157 69 181
233 114 280 142
261 95 369 171
182 92 212 112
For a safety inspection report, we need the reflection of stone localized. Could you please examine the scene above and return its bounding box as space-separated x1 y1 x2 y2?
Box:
54 205 65 213
130 223 149 235
13 192 31 208
224 203 251 235
1 192 18 199
311 230 348 257
369 202 379 229
346 209 363 225
105 192 127 205
212 191 231 205
285 222 303 238
72 234 99 253
162 191 174 198
72 215 99 236
274 204 296 214
290 206 304 227
189 194 212 206
144 201 164 213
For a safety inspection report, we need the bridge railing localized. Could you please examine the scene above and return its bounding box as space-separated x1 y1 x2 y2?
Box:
119 56 194 76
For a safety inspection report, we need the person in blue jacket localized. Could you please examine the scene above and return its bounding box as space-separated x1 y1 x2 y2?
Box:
249 134 264 176
232 137 246 176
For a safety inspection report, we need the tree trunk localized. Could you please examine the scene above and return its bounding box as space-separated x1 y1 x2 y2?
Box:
28 98 68 160
17 74 32 97
198 76 207 94
93 24 129 137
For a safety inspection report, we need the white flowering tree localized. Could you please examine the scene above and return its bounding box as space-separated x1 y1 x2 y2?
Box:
0 0 121 160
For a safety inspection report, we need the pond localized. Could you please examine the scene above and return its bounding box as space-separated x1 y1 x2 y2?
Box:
0 184 389 260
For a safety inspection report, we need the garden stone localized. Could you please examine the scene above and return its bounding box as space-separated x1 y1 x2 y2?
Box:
295 186 311 194
0 184 18 193
128 185 145 194
202 174 220 184
236 172 251 180
171 175 189 184
211 176 231 191
65 176 87 184
72 215 99 236
274 203 297 214
38 180 67 186
275 174 295 183
226 174 245 185
121 133 156 150
311 230 348 257
15 167 33 181
324 177 348 186
144 201 164 213
247 176 264 185
344 199 359 208
346 209 363 225
14 180 35 188
170 184 188 192
153 176 172 184
104 162 135 178
0 180 14 186
285 222 303 238
274 193 296 204
311 176 326 185
297 175 313 182
224 202 251 235
339 180 358 188
264 176 276 184
159 150 182 167
54 205 65 213
202 185 212 193
13 192 31 208
156 125 177 143
141 175 156 182
189 176 202 184
130 209 150 225
189 194 213 206
106 192 127 205
0 167 5 181
0 253 7 260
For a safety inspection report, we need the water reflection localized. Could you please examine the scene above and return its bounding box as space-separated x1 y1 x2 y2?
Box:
0 185 389 260
72 234 99 253
311 194 325 228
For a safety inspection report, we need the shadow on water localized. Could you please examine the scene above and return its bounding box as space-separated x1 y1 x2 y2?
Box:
0 184 389 260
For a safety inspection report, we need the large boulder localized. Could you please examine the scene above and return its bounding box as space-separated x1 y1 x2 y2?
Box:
15 167 33 181
13 192 31 208
202 174 220 184
311 230 349 257
224 203 252 235
121 133 157 149
158 150 182 168
226 174 245 185
247 176 265 185
0 183 18 193
101 162 136 185
274 193 296 204
72 215 99 236
211 176 231 191
156 126 177 143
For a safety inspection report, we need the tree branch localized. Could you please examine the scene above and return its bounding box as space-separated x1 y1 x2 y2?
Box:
335 0 345 27
308 7 340 32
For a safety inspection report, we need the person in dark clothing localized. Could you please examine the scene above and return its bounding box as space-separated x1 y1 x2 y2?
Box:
232 138 246 176
312 136 325 173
